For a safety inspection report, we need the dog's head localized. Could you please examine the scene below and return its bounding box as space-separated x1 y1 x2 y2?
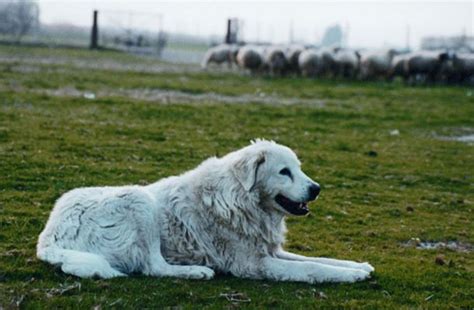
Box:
231 139 320 216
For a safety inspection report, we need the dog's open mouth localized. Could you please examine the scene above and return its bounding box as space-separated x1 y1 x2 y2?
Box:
275 194 310 216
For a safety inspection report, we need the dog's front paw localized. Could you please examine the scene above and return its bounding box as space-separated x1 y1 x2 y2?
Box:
358 262 375 273
341 269 371 283
313 267 371 283
186 266 215 280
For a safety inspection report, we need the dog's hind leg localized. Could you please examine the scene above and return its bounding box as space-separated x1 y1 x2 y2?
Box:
37 246 126 279
145 242 215 280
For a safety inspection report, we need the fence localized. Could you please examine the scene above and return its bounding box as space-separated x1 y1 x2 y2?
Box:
0 6 220 65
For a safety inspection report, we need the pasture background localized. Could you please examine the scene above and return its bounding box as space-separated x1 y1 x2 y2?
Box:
0 46 473 308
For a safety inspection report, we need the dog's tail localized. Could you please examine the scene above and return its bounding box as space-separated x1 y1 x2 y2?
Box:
37 246 126 279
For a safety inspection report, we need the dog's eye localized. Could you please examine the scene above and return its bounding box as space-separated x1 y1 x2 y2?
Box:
279 168 292 179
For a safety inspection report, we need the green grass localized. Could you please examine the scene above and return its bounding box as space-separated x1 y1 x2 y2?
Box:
0 46 473 308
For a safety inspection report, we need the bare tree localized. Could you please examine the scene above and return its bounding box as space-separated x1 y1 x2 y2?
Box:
0 0 39 42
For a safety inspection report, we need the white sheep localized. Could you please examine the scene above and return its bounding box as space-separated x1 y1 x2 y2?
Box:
404 50 451 84
236 45 264 74
359 49 398 80
298 49 319 77
285 45 305 75
333 48 361 79
263 46 288 76
201 44 238 69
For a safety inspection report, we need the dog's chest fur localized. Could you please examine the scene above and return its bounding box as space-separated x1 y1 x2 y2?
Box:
159 190 287 273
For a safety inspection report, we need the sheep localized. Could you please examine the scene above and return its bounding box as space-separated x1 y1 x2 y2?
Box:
262 46 288 76
201 44 238 69
298 49 319 77
404 50 451 84
285 45 305 75
333 48 361 79
201 42 469 85
315 48 338 78
359 49 398 80
389 53 412 82
236 45 264 74
446 53 474 85
298 48 337 78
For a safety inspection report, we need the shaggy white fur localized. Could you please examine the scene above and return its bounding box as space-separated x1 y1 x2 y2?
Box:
37 139 374 283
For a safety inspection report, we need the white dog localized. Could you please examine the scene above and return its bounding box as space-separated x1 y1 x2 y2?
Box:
37 139 374 283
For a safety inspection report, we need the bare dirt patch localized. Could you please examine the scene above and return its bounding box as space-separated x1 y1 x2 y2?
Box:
4 85 326 106
404 238 473 253
447 134 474 143
436 127 474 144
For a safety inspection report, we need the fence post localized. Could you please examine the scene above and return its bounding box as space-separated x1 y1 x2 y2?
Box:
225 19 231 44
90 10 99 49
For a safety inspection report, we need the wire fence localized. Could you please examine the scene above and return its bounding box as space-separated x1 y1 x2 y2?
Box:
0 4 216 64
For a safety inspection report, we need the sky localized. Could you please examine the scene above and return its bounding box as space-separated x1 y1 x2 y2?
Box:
38 0 473 49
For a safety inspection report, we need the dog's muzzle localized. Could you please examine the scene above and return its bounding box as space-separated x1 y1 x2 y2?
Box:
275 184 320 216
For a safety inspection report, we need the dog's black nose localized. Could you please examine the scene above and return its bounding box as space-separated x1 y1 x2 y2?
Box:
308 184 320 201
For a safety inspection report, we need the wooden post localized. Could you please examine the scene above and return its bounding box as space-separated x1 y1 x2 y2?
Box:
90 10 98 49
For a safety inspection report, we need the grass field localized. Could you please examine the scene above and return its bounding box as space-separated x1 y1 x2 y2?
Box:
0 45 473 308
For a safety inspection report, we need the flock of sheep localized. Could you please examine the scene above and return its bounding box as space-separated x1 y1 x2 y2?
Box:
201 44 474 85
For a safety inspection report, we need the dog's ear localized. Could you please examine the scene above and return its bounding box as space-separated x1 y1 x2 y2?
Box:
232 151 266 191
